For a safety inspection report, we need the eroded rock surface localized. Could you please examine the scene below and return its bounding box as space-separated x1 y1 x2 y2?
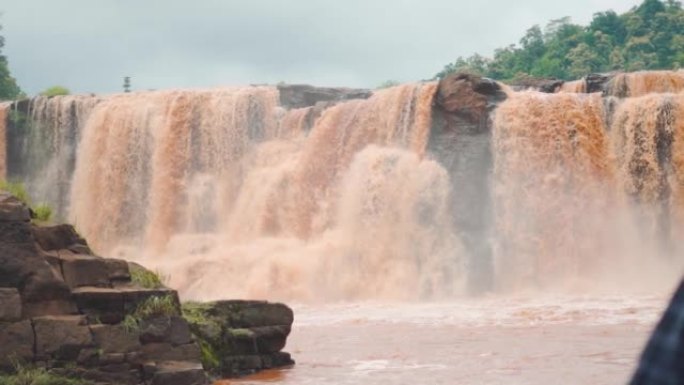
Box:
430 73 507 293
0 193 208 384
183 300 295 378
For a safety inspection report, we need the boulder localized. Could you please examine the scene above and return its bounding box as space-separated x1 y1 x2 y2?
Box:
586 73 612 93
0 320 35 369
277 84 371 109
22 299 78 318
0 220 35 246
34 315 93 361
105 258 131 281
90 324 141 354
222 328 258 355
252 325 292 354
0 288 22 321
220 355 263 377
261 352 294 369
203 300 294 328
60 253 111 288
436 72 507 126
139 315 194 346
510 77 563 92
31 224 92 253
139 342 202 364
183 300 294 377
150 361 208 385
72 287 125 324
0 192 30 222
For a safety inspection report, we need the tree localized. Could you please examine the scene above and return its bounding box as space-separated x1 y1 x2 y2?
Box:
0 18 22 100
41 86 70 97
434 0 684 81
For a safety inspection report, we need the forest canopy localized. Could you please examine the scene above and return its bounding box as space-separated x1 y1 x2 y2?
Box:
435 0 684 81
0 19 22 100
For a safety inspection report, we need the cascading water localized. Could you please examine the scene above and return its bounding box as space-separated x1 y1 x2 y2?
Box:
4 95 101 216
610 93 684 252
0 102 10 179
558 80 587 93
607 70 684 97
492 90 684 291
66 82 457 300
2 70 683 303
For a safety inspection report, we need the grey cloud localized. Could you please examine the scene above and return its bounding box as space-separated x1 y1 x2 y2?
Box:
2 0 637 95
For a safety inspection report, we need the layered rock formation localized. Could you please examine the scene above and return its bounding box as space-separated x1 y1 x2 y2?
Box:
0 192 295 384
183 301 294 377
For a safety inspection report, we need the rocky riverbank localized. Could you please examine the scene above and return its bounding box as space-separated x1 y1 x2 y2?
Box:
0 192 294 385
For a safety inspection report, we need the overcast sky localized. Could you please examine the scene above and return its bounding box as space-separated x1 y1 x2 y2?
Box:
2 0 639 95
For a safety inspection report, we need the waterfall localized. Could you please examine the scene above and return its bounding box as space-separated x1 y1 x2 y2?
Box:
492 90 684 291
3 70 683 300
0 102 9 180
65 82 456 300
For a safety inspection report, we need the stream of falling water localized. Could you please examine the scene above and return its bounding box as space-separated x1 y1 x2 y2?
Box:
68 83 459 301
0 102 10 180
492 91 684 291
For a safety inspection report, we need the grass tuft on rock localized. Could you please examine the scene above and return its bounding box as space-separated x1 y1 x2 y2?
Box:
133 295 179 320
0 361 89 385
122 314 140 333
130 265 167 289
0 180 30 205
197 340 220 371
0 180 54 224
32 204 53 222
181 301 212 325
122 294 179 334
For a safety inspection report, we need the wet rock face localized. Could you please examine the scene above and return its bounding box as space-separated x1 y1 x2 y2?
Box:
510 77 564 93
183 300 295 378
430 73 507 293
0 194 208 385
277 83 371 109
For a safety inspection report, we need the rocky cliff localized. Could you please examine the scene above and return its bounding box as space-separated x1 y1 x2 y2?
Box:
0 192 294 385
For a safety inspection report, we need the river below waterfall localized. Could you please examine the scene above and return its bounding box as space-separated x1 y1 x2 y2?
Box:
218 294 667 385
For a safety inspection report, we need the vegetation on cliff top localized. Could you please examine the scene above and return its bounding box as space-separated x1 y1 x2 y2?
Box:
40 86 70 97
436 0 684 81
129 264 168 289
0 19 22 100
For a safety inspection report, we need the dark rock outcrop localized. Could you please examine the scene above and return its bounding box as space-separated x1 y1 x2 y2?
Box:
183 300 295 378
430 73 507 293
277 83 371 109
0 193 209 385
0 193 296 383
509 77 564 92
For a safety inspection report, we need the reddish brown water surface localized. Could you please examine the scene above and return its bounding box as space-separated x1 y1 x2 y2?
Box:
217 295 667 385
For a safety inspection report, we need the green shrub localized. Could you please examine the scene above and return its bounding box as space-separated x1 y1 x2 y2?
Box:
40 86 70 97
32 204 52 222
0 361 89 385
0 180 30 205
376 80 400 89
181 301 211 325
130 265 167 289
198 340 219 371
121 314 139 333
132 295 179 320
